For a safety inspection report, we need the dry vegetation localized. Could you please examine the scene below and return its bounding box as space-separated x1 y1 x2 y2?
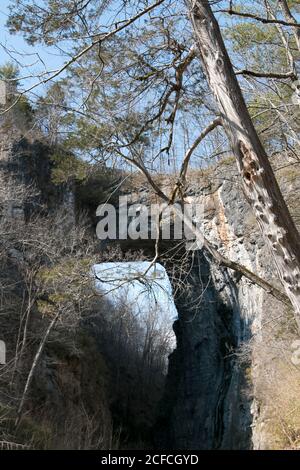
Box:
0 174 171 449
238 301 300 450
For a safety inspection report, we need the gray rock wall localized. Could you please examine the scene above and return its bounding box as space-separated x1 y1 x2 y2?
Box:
155 157 299 449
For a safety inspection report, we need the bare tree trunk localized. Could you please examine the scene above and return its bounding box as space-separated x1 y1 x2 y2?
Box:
279 0 300 52
15 311 60 427
265 0 299 82
187 0 300 325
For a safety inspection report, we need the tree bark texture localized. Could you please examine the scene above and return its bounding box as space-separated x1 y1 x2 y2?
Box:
187 0 300 325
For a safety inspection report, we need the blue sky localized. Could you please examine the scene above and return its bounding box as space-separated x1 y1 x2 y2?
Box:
0 0 65 91
93 261 177 347
0 1 231 169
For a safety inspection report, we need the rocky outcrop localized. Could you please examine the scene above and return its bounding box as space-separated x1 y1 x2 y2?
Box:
156 252 252 449
0 79 75 223
153 156 300 449
1 79 299 449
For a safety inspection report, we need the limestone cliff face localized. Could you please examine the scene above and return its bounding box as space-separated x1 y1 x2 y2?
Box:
0 79 75 222
154 157 300 450
2 84 299 448
156 252 252 449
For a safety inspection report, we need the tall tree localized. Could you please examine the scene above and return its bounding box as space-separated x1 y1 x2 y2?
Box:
187 0 300 322
5 0 300 323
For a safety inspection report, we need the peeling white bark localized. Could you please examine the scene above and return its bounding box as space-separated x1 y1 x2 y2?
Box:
187 0 300 326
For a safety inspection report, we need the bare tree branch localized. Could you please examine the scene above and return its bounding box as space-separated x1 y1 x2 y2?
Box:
236 69 296 80
1 0 166 115
279 0 300 51
116 144 291 308
169 117 223 202
219 8 300 28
